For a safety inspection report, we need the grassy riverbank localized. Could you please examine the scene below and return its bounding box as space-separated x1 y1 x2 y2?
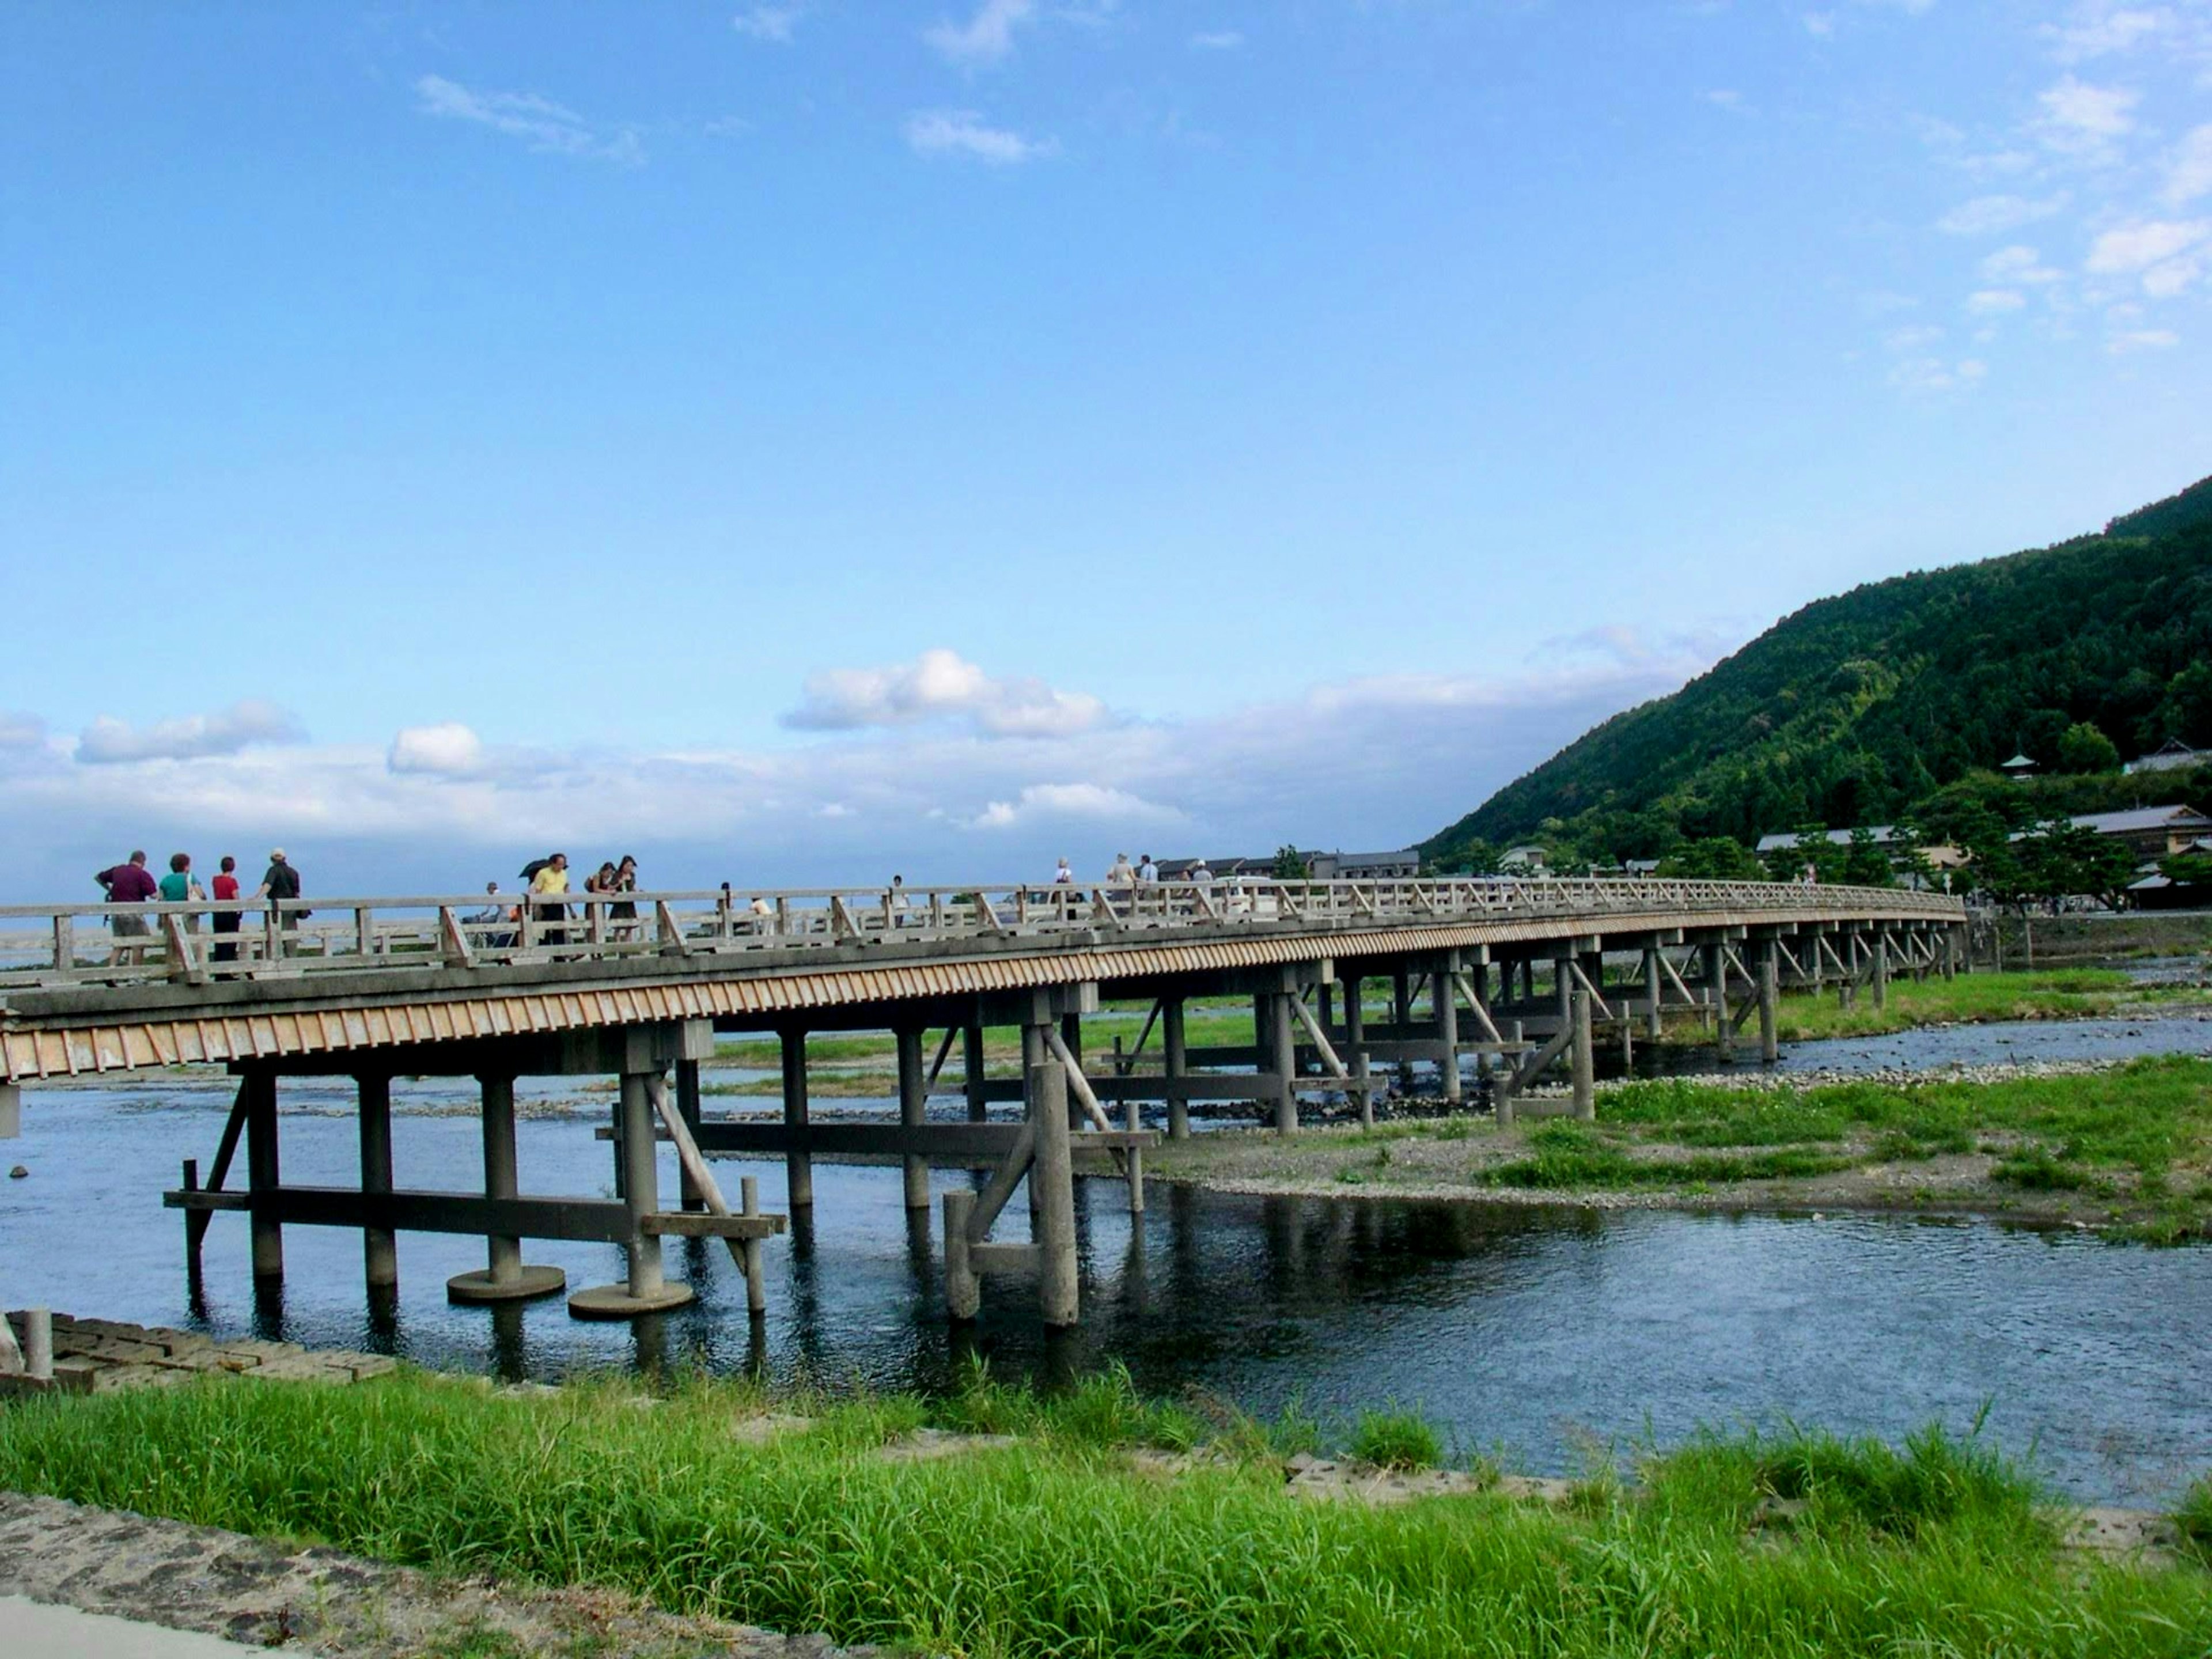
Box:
1765 968 2211 1044
2 1369 2206 1656
1152 1056 2212 1240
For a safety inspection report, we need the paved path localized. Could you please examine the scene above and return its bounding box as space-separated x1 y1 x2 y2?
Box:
1 1597 259 1657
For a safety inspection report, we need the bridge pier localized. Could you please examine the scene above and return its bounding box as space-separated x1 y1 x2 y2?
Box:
1269 990 1297 1134
963 1024 988 1123
1758 941 1780 1064
897 1024 929 1211
780 1025 813 1210
244 1070 282 1283
1341 976 1372 1128
1163 998 1190 1139
357 1073 396 1294
570 1069 694 1319
676 1059 705 1211
449 1074 566 1305
1434 952 1461 1104
1570 987 1595 1119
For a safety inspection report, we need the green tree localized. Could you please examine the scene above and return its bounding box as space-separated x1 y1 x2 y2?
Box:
1656 837 1765 881
1434 838 1502 876
2055 721 2122 774
1841 827 1896 888
1271 845 1311 881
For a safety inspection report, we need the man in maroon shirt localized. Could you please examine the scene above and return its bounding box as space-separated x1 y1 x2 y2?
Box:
94 850 158 966
210 854 242 963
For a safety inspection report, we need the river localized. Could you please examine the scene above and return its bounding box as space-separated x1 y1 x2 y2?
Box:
4 1015 2211 1504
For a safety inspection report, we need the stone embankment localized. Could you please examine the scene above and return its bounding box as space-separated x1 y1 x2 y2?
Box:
2 1312 395 1397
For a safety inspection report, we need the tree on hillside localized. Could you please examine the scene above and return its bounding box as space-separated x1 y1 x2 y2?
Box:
1655 837 1764 881
2017 819 2139 909
2055 721 2122 774
1272 846 1310 881
1433 837 1502 876
1842 827 1896 888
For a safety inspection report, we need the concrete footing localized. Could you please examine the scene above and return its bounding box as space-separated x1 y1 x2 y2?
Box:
565 1281 695 1320
448 1264 567 1304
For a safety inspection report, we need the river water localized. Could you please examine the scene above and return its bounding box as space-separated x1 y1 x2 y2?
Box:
5 1016 2211 1503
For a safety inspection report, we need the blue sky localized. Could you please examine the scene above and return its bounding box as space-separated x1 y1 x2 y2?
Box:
3 1 2210 898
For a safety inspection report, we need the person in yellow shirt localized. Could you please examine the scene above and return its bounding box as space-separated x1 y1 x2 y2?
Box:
531 852 570 946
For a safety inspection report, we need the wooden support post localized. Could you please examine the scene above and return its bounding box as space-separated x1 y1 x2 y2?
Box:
1342 976 1372 1128
780 1025 812 1209
741 1176 767 1316
676 1059 704 1211
569 1070 693 1319
1163 998 1190 1141
623 1072 662 1297
1554 953 1573 1029
1759 943 1780 1065
1271 990 1297 1135
943 1189 978 1320
448 1073 566 1304
482 1074 524 1284
1030 1059 1079 1327
1434 956 1461 1103
1570 987 1595 1121
1872 934 1890 1010
1392 970 1414 1089
1705 943 1735 1060
963 1024 989 1123
21 1308 52 1381
186 1081 249 1270
897 1025 929 1211
1643 947 1664 1040
358 1073 397 1293
244 1070 282 1282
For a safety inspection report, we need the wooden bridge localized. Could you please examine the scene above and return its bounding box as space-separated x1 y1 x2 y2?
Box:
0 877 1963 1332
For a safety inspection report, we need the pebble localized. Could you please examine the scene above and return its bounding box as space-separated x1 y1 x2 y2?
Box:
7 1165 24 1179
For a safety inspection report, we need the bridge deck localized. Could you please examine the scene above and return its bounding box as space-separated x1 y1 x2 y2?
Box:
0 878 1960 1084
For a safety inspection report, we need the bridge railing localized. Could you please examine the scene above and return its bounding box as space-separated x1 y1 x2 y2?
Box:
0 878 1963 993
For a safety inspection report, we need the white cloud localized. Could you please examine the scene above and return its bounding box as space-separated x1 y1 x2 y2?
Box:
2108 327 2180 351
971 782 1183 831
1703 89 1745 111
2164 124 2212 206
1967 289 2028 314
388 722 488 778
732 5 804 41
1888 355 1988 393
1937 193 2069 235
1803 12 1836 37
784 649 1107 738
76 700 304 766
0 639 1734 898
414 74 642 165
903 108 1056 164
2086 218 2210 274
1189 29 1244 50
0 711 44 749
925 0 1035 66
2035 75 2138 159
1980 244 2064 284
2043 6 2163 63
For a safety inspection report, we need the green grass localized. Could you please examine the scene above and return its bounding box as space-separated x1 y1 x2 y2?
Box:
2177 1476 2212 1566
1347 1408 1445 1471
1481 1120 1854 1190
1 1373 2206 1657
1767 968 2210 1044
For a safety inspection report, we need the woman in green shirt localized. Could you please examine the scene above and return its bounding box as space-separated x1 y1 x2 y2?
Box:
158 853 205 930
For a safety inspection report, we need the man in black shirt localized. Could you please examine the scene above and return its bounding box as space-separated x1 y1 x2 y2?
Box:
257 848 303 955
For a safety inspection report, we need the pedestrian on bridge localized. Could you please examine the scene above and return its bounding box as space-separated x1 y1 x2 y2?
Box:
210 856 242 961
257 849 304 955
93 850 157 966
157 853 204 931
531 853 570 946
611 855 639 940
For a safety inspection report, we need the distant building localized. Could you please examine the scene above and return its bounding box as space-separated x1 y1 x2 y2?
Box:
1755 826 1907 853
2001 749 2038 779
2124 737 2202 775
1157 849 1423 880
2040 805 2212 858
1308 849 1422 880
1500 844 1549 872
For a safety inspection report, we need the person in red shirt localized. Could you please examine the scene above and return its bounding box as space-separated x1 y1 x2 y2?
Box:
210 855 242 963
94 850 158 966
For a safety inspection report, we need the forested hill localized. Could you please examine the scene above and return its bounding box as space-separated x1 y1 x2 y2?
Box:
1422 472 2212 869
